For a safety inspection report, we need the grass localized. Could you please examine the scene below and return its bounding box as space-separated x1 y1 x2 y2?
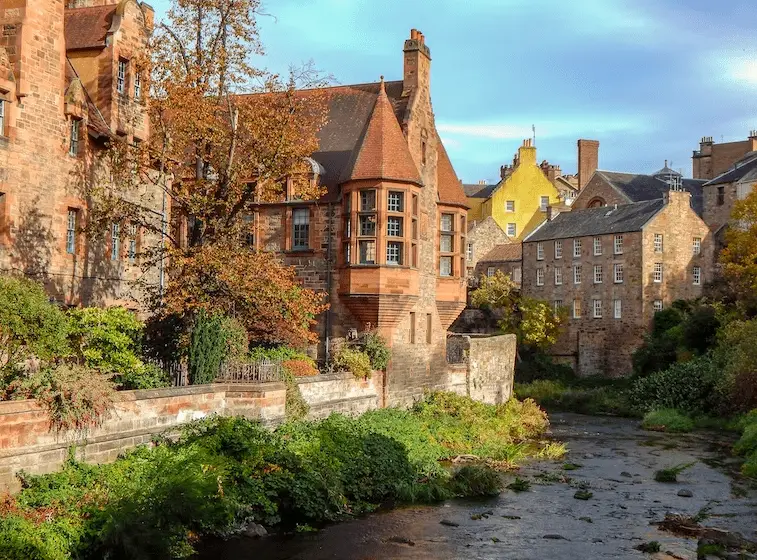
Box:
514 377 637 417
573 490 593 500
535 442 567 460
507 477 531 492
654 462 696 482
641 409 695 433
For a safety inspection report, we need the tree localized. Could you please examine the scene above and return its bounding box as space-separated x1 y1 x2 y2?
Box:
470 271 517 311
721 186 757 309
86 0 329 346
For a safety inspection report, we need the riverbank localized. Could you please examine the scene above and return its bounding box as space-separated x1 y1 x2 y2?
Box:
0 392 558 559
196 414 757 560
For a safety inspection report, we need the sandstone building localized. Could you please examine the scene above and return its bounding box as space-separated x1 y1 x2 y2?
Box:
522 190 712 376
474 243 523 287
464 216 511 279
692 132 757 180
701 151 757 239
0 0 159 307
245 30 469 405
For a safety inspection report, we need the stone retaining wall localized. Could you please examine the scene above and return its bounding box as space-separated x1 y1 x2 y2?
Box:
297 371 385 419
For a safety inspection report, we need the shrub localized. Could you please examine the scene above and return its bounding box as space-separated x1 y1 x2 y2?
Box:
283 369 310 420
283 358 318 378
361 330 391 371
0 276 69 376
188 310 227 385
448 465 502 497
681 306 720 355
116 362 172 390
515 350 575 383
515 378 636 417
717 319 757 413
641 409 695 433
333 347 372 379
248 346 309 363
628 355 719 414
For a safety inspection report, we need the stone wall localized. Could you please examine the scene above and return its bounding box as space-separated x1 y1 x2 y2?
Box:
444 333 516 404
297 371 384 419
0 383 286 493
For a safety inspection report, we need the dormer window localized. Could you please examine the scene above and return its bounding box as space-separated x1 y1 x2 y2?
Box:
117 59 128 94
69 118 80 156
134 72 142 100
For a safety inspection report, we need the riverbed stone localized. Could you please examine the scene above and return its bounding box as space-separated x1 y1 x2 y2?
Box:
439 519 459 527
678 489 694 497
242 523 268 538
543 534 568 540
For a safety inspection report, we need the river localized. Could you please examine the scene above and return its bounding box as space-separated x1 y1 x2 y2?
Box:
196 413 757 559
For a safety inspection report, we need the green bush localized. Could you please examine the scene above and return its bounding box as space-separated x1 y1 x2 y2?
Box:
515 350 575 383
716 319 757 413
188 310 227 385
448 465 502 497
641 409 695 433
628 355 719 414
515 378 636 417
361 331 391 371
334 347 372 379
247 346 310 363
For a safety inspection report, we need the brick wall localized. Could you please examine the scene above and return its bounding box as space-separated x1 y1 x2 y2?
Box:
572 174 628 210
297 371 384 419
0 383 286 493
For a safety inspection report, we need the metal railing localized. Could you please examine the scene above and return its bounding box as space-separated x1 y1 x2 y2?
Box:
150 358 282 386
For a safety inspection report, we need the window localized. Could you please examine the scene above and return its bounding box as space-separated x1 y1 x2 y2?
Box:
134 71 141 99
360 190 376 211
693 237 701 255
593 237 602 256
487 266 495 277
292 208 310 249
440 213 454 232
127 223 138 263
654 233 664 253
0 100 5 136
117 59 127 94
243 214 255 246
69 119 80 156
554 267 563 285
614 235 623 255
387 241 403 265
66 209 78 254
555 240 563 259
573 265 582 284
440 233 453 253
412 194 419 216
440 256 452 277
573 239 582 258
536 242 544 260
466 242 473 261
359 240 376 264
614 263 624 283
573 299 582 319
693 266 701 285
344 243 351 264
536 268 544 286
506 200 515 212
554 300 563 316
594 265 603 283
593 299 603 319
653 263 663 283
426 313 432 344
387 216 403 237
359 214 376 236
614 299 622 319
507 223 516 237
717 186 725 206
653 300 664 312
540 196 549 212
409 312 416 344
513 267 522 283
111 223 120 260
388 191 404 212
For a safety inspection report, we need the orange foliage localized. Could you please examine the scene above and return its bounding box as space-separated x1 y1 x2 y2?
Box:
283 358 319 378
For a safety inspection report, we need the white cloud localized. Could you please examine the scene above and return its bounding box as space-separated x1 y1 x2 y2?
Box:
731 60 757 86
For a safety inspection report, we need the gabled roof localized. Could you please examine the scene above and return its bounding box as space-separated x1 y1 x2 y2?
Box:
525 199 665 242
463 183 496 198
595 170 705 217
65 60 111 138
340 80 422 186
64 5 116 50
704 152 757 186
437 139 469 207
479 243 522 263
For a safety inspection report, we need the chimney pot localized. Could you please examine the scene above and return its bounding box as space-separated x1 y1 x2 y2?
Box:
410 29 418 40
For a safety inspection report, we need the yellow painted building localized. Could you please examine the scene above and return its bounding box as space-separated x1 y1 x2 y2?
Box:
467 140 562 241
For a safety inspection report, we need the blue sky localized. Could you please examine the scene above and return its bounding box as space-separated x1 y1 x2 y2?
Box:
149 0 757 182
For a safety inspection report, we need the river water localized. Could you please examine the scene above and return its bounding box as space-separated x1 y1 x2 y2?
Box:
196 413 757 559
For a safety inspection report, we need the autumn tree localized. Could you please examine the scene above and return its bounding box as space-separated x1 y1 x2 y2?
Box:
86 0 329 346
721 186 757 310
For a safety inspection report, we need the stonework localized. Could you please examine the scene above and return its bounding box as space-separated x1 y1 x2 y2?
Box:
0 0 160 308
692 133 757 180
465 216 511 278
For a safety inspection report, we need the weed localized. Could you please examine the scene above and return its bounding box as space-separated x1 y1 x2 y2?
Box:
507 477 531 492
654 462 696 482
449 465 502 497
696 543 726 557
573 490 593 500
536 442 567 460
562 462 582 471
634 541 661 553
641 409 695 433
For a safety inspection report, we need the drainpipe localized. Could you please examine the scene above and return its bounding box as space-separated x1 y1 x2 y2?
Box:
159 188 166 304
324 202 333 364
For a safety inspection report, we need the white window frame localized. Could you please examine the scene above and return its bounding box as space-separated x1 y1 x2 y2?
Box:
134 71 142 99
653 300 664 312
292 208 310 250
593 237 602 256
554 300 563 316
614 235 623 255
507 223 516 237
466 242 473 261
505 200 515 213
66 209 77 254
440 256 453 277
555 240 562 259
653 263 663 283
536 242 544 261
573 265 581 284
593 299 603 319
614 263 623 283
536 268 545 286
554 267 563 285
693 237 701 255
540 196 549 212
111 223 120 261
614 299 622 319
117 59 127 94
573 239 582 258
573 299 582 319
487 266 495 277
654 233 664 254
593 264 602 284
693 266 701 286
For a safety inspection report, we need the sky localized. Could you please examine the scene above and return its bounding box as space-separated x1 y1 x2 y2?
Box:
149 0 757 183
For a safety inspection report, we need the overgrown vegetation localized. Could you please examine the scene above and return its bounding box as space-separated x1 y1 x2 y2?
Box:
333 347 372 379
641 409 695 433
654 462 695 483
0 392 551 559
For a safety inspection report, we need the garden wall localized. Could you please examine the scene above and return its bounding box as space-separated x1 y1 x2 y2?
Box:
446 333 517 405
297 371 385 419
0 383 286 493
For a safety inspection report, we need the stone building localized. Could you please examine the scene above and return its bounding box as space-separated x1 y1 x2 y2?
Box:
464 216 511 279
474 243 523 286
246 30 469 406
692 132 757 180
522 189 712 377
0 0 160 307
702 151 757 236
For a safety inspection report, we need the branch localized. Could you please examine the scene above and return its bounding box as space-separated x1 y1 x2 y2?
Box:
158 22 191 75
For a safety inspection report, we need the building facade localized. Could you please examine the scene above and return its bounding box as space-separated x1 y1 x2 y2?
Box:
0 0 159 308
464 216 511 279
247 30 469 406
474 243 523 287
522 190 712 377
692 132 757 180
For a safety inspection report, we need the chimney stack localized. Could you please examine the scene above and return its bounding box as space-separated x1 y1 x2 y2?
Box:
403 28 431 98
577 139 599 190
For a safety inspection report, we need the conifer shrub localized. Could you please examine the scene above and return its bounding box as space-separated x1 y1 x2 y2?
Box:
188 310 227 385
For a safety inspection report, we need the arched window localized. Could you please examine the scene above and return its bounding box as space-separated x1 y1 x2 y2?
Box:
588 198 606 208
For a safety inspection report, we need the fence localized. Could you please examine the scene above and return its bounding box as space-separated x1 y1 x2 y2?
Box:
151 359 283 386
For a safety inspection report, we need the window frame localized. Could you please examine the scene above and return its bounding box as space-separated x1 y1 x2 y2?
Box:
653 262 663 283
66 209 78 254
593 237 602 256
717 186 725 206
554 267 563 285
554 240 562 259
573 299 582 319
539 195 549 212
593 299 603 319
614 235 623 255
593 264 603 284
653 300 664 312
134 71 142 100
614 263 624 283
573 264 582 284
127 223 138 264
439 255 453 277
536 268 545 286
110 223 120 261
573 238 582 258
506 223 516 237
117 59 128 95
693 237 701 255
386 216 403 238
693 265 701 286
536 242 544 261
653 233 664 254
487 266 495 277
292 208 310 250
614 299 622 319
513 267 522 283
0 99 5 137
505 200 515 213
387 191 404 213
358 239 377 265
68 118 80 157
386 241 403 266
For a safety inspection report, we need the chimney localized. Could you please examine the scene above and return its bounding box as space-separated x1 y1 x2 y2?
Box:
663 188 691 207
577 139 599 190
478 180 487 185
403 28 432 98
750 130 757 151
517 138 537 166
546 205 562 221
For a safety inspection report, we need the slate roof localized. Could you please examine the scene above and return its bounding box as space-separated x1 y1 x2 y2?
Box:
704 152 757 186
64 5 115 50
479 243 522 263
340 80 422 186
463 183 497 198
525 198 665 242
596 170 705 217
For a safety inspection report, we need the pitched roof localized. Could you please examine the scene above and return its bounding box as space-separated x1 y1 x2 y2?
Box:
65 59 111 138
64 5 115 50
525 198 665 242
340 80 422 186
704 152 757 186
436 139 469 207
463 183 496 198
596 170 705 216
480 243 522 263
